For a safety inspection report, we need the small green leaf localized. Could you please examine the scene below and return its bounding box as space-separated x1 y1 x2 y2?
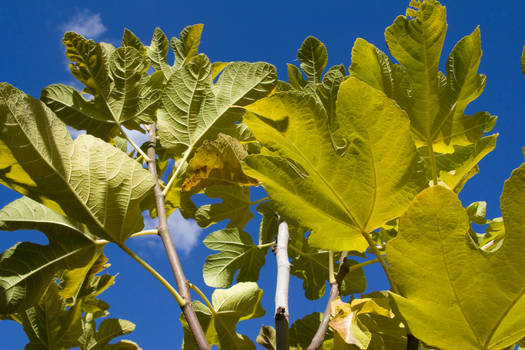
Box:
171 24 204 70
146 28 171 79
121 29 146 56
63 32 111 98
182 133 257 192
181 282 265 349
195 185 253 229
256 201 279 245
256 325 276 350
297 36 328 83
203 228 267 288
290 312 333 349
287 63 306 90
387 167 525 349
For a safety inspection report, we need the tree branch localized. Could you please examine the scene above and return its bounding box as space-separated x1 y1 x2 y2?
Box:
307 252 349 350
147 123 210 350
275 220 290 350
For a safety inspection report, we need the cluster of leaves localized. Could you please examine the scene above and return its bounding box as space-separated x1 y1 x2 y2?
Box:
1 0 525 349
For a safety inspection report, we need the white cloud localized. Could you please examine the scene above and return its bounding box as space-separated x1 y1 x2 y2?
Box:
142 210 203 254
61 10 107 39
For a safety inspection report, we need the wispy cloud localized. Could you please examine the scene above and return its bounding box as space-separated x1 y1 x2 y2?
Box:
142 210 203 254
61 10 107 39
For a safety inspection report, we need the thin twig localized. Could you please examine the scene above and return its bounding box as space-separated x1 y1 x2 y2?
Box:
120 126 151 162
361 230 399 294
307 252 349 350
275 220 290 350
162 145 194 196
147 123 210 350
188 283 216 315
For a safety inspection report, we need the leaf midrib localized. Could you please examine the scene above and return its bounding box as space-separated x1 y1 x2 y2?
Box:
1 93 108 236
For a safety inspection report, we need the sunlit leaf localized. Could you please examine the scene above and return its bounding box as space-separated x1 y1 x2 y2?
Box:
146 28 171 79
195 185 253 229
182 133 257 192
243 77 425 251
0 84 155 243
256 325 276 350
0 197 99 314
202 228 267 288
181 282 265 349
297 36 328 83
171 24 204 70
329 293 407 350
387 167 525 349
157 54 277 156
382 2 495 153
20 283 83 349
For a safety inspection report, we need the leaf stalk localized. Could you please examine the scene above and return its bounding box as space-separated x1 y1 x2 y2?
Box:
188 283 216 315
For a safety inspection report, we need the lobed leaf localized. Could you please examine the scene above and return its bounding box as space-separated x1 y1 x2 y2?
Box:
243 77 425 251
202 228 267 288
195 185 253 229
387 165 525 349
0 84 155 243
181 282 265 349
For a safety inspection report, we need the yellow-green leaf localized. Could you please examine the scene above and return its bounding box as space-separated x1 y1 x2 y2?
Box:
0 84 155 243
0 197 99 314
181 282 264 349
158 54 276 156
243 77 425 251
202 228 267 288
387 168 525 349
182 133 257 192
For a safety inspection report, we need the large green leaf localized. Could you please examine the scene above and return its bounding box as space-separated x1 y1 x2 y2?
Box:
195 185 253 229
202 228 267 288
157 54 277 156
243 77 425 251
181 282 265 349
387 165 525 349
0 84 155 243
0 197 99 314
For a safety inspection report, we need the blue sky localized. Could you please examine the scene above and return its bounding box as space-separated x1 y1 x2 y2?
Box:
1 0 525 348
